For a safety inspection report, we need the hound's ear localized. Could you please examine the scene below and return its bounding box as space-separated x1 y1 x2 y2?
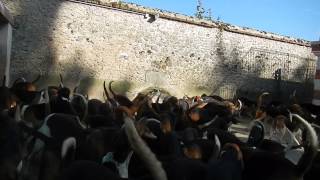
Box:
286 109 292 122
73 86 78 94
236 99 243 111
292 89 296 97
16 160 23 174
257 92 270 110
143 131 158 139
61 137 76 160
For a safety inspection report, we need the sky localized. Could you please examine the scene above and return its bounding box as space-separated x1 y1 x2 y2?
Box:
123 0 320 41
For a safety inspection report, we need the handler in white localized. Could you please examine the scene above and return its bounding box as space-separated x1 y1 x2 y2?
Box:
269 115 304 165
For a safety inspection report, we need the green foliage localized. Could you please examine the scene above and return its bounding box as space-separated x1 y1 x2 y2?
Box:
195 0 213 20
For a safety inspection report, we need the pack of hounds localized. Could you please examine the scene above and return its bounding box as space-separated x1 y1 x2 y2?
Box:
0 74 319 180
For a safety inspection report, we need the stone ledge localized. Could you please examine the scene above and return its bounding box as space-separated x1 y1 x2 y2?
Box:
67 0 311 47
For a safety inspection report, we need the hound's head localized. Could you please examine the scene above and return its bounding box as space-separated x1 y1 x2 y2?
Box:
223 100 242 114
183 143 202 160
10 76 41 104
188 108 201 122
136 118 161 140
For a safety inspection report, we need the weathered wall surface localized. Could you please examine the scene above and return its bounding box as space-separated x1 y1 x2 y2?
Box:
0 0 13 86
2 0 317 101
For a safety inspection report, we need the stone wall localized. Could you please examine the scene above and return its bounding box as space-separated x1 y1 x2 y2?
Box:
2 0 317 101
0 0 13 86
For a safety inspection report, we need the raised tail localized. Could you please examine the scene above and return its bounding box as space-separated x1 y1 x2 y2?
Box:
103 81 111 100
108 81 116 97
123 115 167 180
292 114 319 177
